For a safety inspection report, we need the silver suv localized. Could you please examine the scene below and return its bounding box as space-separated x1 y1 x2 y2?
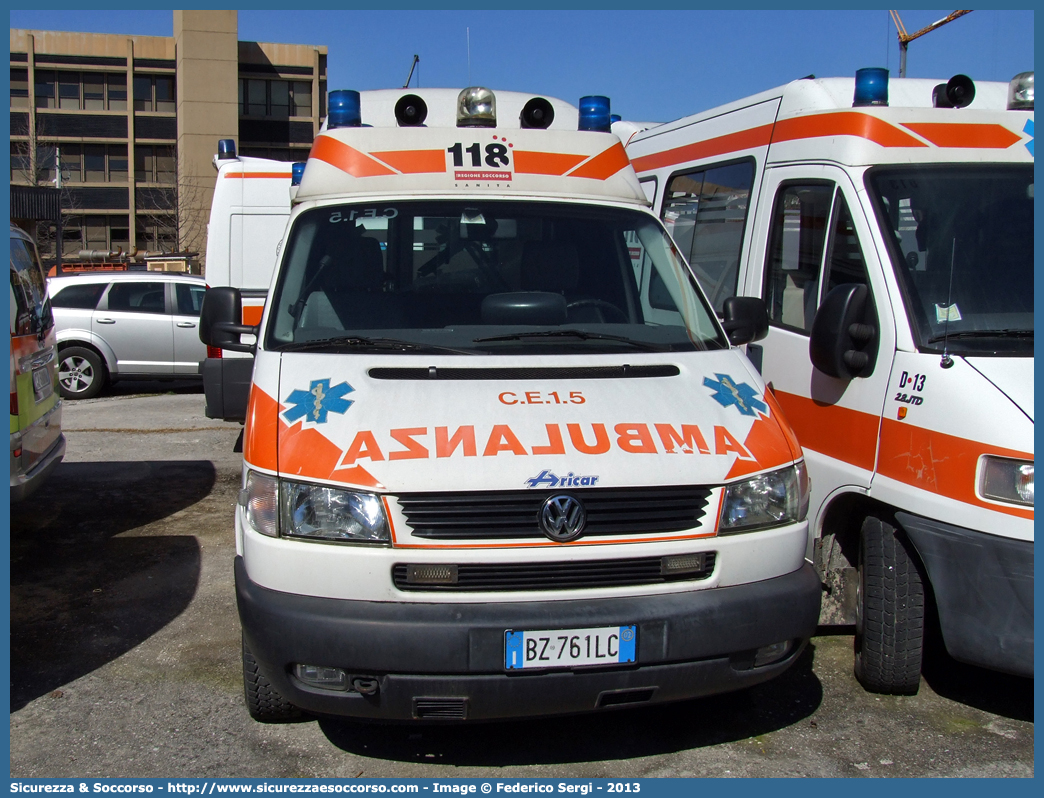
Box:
47 272 208 399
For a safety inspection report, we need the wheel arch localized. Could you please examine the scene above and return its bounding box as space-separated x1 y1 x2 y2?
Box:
57 335 117 374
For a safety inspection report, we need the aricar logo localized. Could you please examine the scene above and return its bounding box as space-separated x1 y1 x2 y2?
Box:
703 373 767 418
282 379 354 424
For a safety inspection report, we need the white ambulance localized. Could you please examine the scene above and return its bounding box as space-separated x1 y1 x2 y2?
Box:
625 69 1034 694
201 144 293 421
200 86 820 722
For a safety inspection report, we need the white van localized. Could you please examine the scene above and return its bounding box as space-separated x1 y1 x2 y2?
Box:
201 87 820 722
625 70 1034 693
201 144 293 421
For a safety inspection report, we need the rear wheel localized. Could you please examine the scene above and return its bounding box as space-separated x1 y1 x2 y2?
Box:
243 637 301 722
854 514 925 695
57 346 106 400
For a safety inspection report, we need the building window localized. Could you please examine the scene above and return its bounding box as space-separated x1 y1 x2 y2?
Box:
239 78 314 117
135 145 177 183
11 68 29 108
238 146 311 162
65 215 131 256
51 144 128 184
136 217 178 253
10 143 31 181
134 74 176 112
31 70 130 112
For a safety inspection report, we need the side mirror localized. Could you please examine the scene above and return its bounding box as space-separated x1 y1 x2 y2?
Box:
720 296 768 345
199 287 257 354
809 283 877 379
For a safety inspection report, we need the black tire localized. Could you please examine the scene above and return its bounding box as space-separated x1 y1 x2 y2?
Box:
854 514 925 695
57 346 106 400
242 637 301 722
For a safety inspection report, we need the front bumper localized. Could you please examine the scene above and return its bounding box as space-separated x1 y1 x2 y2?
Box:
898 511 1033 677
236 556 822 721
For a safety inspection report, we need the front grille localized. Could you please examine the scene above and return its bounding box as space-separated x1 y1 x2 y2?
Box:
397 485 712 540
393 553 716 591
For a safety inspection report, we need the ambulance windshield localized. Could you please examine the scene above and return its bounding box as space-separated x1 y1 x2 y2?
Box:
265 200 726 354
868 165 1033 355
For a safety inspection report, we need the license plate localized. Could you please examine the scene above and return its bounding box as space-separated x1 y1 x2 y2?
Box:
32 366 52 403
505 625 637 670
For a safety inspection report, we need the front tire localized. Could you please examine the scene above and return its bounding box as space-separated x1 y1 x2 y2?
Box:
57 346 106 400
243 637 301 722
854 514 925 695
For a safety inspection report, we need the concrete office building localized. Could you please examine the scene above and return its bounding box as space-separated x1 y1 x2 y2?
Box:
10 10 326 269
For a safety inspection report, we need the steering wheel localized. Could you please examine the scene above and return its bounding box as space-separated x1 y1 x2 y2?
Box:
566 298 628 323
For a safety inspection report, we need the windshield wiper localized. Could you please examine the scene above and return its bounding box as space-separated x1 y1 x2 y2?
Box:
473 329 666 351
927 329 1033 344
278 336 476 355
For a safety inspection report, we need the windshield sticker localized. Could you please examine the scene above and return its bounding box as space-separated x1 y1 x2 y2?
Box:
934 303 962 323
282 379 355 424
524 469 600 489
704 374 768 418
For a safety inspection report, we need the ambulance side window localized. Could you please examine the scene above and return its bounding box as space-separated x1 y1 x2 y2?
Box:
763 183 833 333
661 159 755 314
823 191 870 296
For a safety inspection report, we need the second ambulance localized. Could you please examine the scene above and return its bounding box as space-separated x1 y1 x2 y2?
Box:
625 69 1033 693
200 87 820 722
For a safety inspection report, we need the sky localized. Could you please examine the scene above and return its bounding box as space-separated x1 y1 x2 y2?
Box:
8 8 1036 124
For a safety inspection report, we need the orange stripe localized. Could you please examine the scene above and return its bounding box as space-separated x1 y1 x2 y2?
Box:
515 151 588 176
243 385 279 472
772 390 879 472
771 112 927 148
309 135 395 178
568 142 631 180
878 419 1033 519
726 411 799 480
242 306 264 326
900 122 1022 149
371 149 446 174
630 125 773 173
224 172 292 179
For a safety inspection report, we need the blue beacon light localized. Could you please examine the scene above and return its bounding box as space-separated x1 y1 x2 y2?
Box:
853 68 889 107
291 162 306 186
579 95 612 132
328 90 362 129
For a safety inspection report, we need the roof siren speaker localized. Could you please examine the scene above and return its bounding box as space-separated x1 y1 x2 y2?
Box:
933 74 975 108
395 94 428 126
520 97 555 129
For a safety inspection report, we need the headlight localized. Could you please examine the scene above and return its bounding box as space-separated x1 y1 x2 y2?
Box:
979 457 1033 507
719 462 809 535
281 480 390 544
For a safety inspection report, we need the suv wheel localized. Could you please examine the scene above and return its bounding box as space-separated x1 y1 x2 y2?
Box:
58 346 106 400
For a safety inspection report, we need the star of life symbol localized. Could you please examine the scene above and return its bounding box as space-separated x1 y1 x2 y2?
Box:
1024 119 1034 157
282 379 354 424
703 373 767 417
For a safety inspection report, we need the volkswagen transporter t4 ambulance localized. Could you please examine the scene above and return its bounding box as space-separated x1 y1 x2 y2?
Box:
625 70 1034 694
200 87 820 722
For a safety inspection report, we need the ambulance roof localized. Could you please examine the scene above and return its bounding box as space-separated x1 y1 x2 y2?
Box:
294 88 649 207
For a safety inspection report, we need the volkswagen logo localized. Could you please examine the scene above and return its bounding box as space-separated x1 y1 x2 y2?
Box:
539 495 587 542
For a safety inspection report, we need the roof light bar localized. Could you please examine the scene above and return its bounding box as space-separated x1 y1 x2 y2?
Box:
579 95 611 132
328 90 362 129
853 67 889 107
1008 71 1034 110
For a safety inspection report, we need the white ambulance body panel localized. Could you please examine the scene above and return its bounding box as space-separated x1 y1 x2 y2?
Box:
626 73 1034 691
205 87 823 723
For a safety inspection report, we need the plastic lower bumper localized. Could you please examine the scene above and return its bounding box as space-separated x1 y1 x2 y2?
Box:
898 511 1033 677
236 556 822 721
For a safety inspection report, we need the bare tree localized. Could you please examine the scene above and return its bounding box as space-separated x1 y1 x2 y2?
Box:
10 114 82 265
135 144 209 256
